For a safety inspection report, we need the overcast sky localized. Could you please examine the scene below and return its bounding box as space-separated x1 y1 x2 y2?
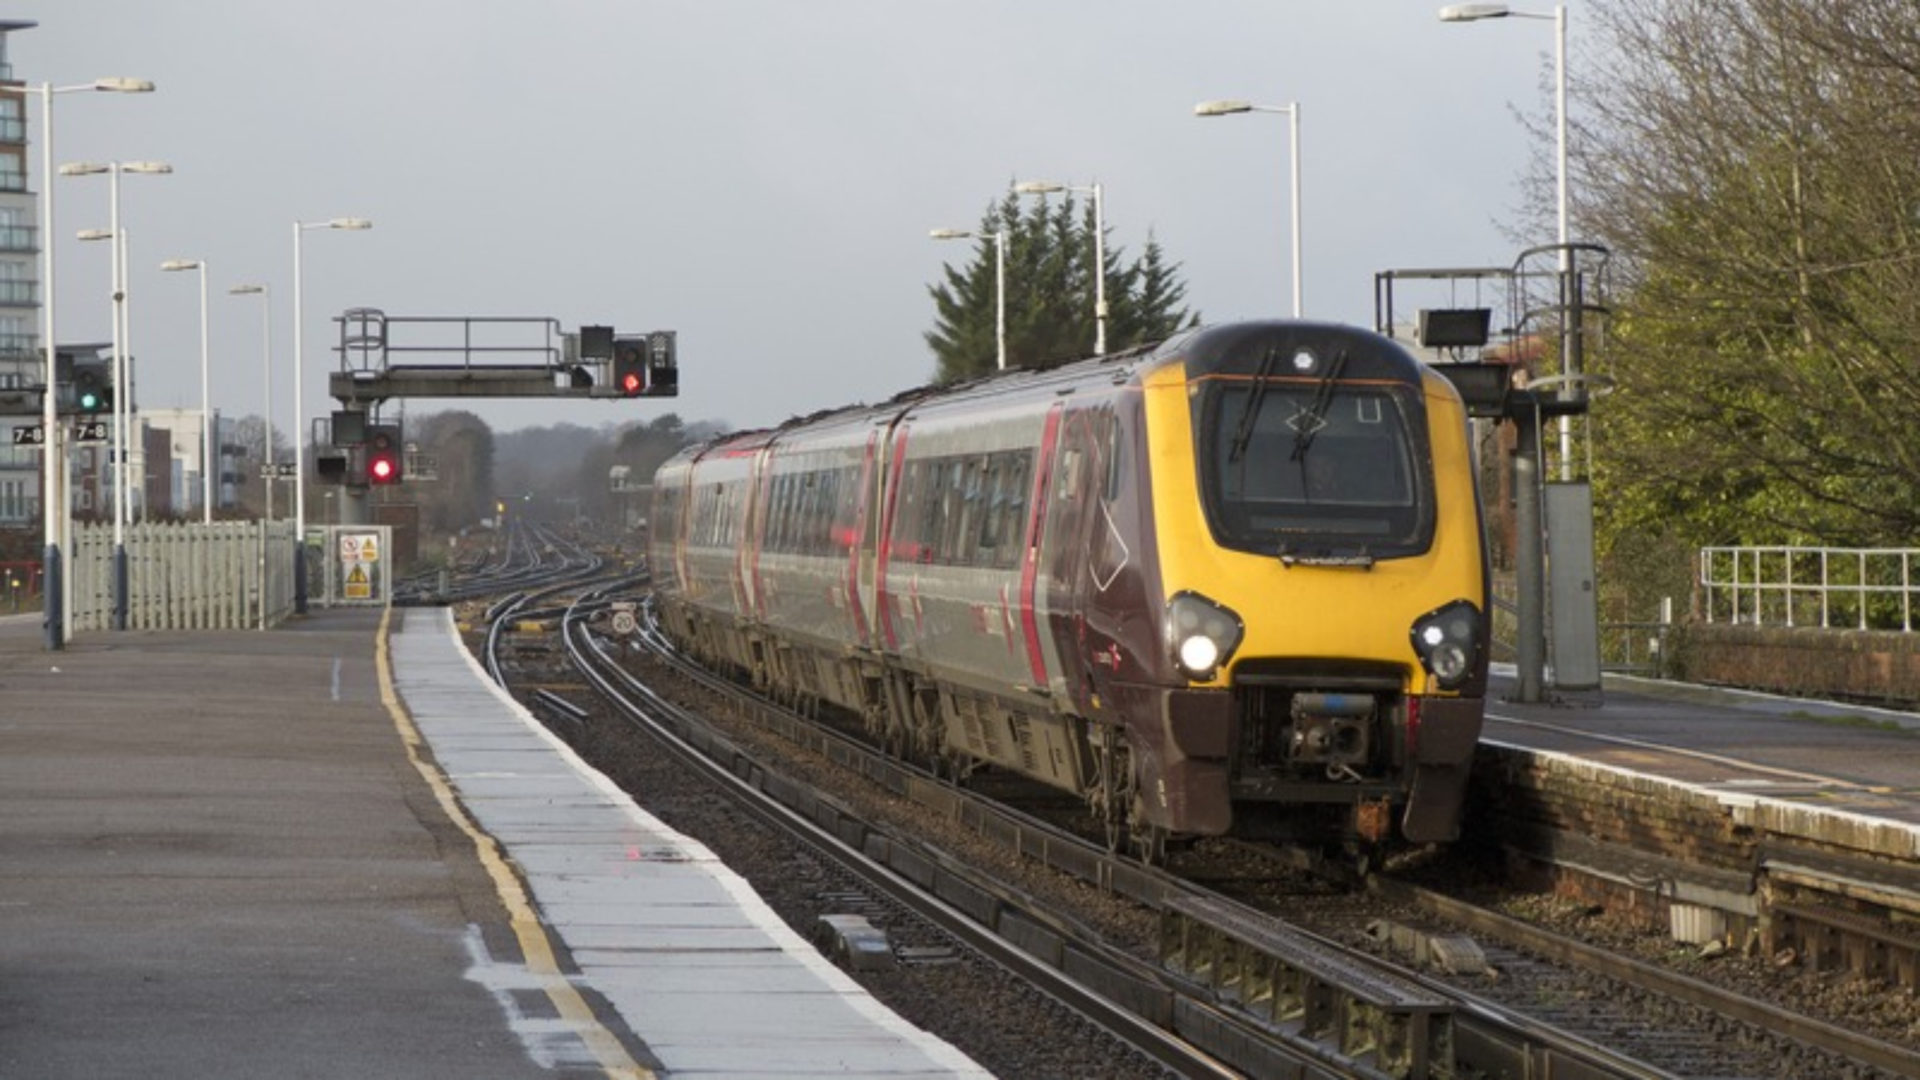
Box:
8 1 1567 438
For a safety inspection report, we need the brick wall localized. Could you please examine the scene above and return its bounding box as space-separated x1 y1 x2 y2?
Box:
1668 622 1920 705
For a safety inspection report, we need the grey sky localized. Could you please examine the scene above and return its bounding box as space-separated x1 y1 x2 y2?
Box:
10 1 1563 437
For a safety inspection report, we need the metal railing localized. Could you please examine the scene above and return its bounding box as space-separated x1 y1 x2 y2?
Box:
1493 572 1675 678
1699 546 1919 631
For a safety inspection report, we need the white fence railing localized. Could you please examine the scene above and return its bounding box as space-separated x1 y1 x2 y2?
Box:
71 520 298 632
1699 546 1919 631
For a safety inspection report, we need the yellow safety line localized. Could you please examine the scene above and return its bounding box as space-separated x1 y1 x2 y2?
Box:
375 607 653 1080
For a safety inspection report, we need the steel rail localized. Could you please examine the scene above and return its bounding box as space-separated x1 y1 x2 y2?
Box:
556 602 1241 1080
604 604 1709 1080
1374 877 1920 1079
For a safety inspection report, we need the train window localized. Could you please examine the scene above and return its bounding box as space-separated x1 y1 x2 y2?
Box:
829 465 859 551
979 455 1006 555
1196 383 1433 558
768 474 788 553
1005 453 1031 551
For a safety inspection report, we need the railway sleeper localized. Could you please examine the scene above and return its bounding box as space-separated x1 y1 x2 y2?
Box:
1160 895 1454 1080
1768 899 1920 990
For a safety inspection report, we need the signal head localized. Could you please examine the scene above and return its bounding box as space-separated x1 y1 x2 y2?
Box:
365 425 403 485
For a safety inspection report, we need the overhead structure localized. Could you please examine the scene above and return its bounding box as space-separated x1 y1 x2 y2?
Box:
316 310 678 527
325 311 677 406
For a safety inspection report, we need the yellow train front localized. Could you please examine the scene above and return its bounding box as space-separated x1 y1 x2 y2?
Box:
1101 321 1489 852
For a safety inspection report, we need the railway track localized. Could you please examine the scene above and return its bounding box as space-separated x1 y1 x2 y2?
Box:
440 537 1917 1078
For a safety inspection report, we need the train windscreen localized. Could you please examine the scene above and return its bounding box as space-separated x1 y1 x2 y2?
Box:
1196 381 1435 562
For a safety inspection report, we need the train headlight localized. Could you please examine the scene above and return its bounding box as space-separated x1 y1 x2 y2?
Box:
1167 592 1244 681
1410 600 1481 690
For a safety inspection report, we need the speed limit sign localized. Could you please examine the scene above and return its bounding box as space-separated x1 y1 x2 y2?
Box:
610 603 637 636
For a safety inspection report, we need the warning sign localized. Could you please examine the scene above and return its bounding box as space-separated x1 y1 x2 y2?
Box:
340 533 380 563
344 562 371 600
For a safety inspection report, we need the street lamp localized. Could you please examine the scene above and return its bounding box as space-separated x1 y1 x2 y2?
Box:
1014 179 1107 355
31 75 155 649
61 159 170 631
292 217 371 614
160 259 213 523
1439 1 1574 477
1194 99 1304 318
930 227 1007 371
229 283 273 521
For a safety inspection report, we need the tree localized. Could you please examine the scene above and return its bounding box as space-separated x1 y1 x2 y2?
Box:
412 411 495 534
925 188 1197 382
220 414 292 519
1571 0 1920 596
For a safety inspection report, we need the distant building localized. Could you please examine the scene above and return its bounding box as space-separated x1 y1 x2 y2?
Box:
142 407 230 519
0 20 39 527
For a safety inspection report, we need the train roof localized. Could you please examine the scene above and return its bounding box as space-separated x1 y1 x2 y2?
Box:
663 320 1432 466
1164 321 1430 386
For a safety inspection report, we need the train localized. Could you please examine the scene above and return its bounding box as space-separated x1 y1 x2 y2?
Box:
646 320 1488 861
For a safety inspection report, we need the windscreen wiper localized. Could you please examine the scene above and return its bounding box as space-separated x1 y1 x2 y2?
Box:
1227 345 1280 464
1289 347 1349 462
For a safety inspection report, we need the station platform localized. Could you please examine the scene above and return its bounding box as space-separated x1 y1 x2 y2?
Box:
1485 667 1920 831
0 607 987 1079
7 603 1914 1077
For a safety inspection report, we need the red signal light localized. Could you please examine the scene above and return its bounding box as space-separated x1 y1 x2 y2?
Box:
365 424 403 485
621 370 643 396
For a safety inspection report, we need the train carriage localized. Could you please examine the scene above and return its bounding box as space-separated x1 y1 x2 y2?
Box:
649 320 1488 859
748 407 888 717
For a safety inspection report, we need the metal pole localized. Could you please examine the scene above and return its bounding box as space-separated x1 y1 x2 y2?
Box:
34 83 61 649
261 287 273 522
292 222 307 614
992 230 1006 371
108 166 128 630
1553 3 1574 480
1287 103 1303 318
1091 182 1107 355
197 262 211 523
1514 406 1546 703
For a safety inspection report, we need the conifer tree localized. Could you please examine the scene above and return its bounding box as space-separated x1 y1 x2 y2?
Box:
926 188 1197 382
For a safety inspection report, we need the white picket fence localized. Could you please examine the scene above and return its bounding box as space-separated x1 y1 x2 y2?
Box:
70 520 299 632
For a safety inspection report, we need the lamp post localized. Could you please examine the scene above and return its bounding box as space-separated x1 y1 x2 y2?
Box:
160 258 212 523
292 217 371 614
61 159 170 631
229 283 272 521
929 227 1007 371
32 76 154 649
1194 99 1304 318
1014 179 1107 355
1439 1 1573 477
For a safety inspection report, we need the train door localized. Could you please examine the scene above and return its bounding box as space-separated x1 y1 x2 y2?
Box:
1042 404 1116 711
